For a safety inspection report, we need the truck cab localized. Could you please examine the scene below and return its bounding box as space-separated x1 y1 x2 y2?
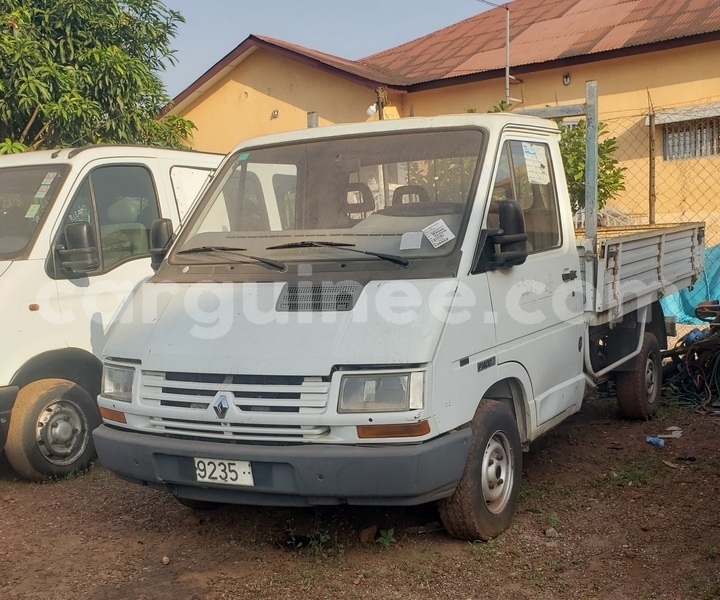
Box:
0 146 222 480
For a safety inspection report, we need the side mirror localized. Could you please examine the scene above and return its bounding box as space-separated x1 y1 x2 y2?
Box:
492 199 528 268
472 199 528 273
149 218 174 271
58 221 100 274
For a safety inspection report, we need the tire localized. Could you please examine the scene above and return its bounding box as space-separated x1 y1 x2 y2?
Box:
616 333 662 419
438 400 522 541
175 497 223 510
4 379 101 481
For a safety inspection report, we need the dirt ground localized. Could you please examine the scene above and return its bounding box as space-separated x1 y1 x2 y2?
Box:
1 391 719 600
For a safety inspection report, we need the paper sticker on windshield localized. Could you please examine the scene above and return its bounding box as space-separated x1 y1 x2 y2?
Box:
34 184 51 199
522 143 550 185
400 231 423 250
42 172 58 185
237 152 250 162
422 219 456 249
25 204 41 219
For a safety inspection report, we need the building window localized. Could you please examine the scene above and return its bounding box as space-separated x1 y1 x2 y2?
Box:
663 117 720 161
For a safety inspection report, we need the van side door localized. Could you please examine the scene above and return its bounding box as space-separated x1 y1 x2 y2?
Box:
49 160 165 355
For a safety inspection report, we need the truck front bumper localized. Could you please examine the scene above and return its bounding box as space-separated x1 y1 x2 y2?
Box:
94 425 471 506
0 386 19 449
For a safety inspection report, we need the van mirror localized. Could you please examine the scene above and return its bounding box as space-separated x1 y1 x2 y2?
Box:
58 221 100 274
149 218 174 271
491 199 528 268
472 199 528 273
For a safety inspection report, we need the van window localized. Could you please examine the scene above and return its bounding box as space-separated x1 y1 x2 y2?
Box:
0 165 68 260
61 165 160 272
491 141 561 252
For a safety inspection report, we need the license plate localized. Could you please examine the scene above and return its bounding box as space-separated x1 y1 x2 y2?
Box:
193 457 254 486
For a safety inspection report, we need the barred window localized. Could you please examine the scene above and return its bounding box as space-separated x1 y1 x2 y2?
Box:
662 117 720 161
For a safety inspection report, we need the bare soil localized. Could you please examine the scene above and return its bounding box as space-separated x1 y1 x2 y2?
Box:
1 392 719 600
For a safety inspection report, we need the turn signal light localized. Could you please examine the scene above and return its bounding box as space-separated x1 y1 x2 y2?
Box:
99 406 127 424
356 420 430 439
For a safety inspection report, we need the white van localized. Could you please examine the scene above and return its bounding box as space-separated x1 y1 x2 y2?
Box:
0 145 222 480
92 116 703 540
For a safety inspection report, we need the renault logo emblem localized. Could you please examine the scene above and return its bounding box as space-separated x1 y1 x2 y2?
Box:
212 394 230 419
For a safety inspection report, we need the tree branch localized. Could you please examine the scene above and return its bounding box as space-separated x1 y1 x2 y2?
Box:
19 105 40 144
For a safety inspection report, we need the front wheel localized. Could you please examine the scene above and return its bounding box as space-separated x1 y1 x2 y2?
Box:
616 333 662 419
4 379 101 480
438 400 522 541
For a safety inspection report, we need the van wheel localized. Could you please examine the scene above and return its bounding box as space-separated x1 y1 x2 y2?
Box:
616 333 661 419
438 400 522 541
4 379 101 481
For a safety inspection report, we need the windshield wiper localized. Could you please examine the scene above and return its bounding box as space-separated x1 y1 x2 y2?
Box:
266 240 410 267
176 245 287 271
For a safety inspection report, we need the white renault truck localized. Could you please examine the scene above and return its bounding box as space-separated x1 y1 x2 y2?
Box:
0 146 222 480
92 114 704 540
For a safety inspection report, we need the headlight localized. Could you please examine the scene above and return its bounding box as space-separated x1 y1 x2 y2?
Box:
102 365 135 402
338 372 424 413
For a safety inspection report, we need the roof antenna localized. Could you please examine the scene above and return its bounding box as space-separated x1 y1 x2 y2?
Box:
476 0 519 107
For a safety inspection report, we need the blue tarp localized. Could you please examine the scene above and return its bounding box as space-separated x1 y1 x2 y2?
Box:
660 245 720 324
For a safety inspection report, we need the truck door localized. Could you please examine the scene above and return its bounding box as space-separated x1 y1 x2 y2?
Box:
486 137 584 425
51 163 162 355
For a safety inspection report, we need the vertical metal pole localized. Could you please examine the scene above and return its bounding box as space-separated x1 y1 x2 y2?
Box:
505 7 510 106
307 112 319 128
585 80 599 248
648 112 656 224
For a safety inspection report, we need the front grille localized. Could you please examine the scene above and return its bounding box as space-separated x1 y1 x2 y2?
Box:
141 371 331 442
276 282 362 311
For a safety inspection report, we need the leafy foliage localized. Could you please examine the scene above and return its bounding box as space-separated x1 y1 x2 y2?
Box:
0 0 194 151
485 100 626 212
558 120 626 212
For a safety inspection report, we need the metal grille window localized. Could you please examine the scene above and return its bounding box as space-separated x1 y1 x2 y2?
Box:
662 117 720 161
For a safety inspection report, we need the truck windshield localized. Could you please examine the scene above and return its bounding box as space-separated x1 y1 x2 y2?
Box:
0 165 68 260
175 130 483 265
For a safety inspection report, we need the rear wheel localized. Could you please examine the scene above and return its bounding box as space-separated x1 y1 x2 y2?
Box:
438 400 522 541
616 333 662 419
5 379 101 480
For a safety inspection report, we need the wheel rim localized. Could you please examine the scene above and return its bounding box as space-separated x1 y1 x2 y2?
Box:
481 430 514 514
35 398 89 466
645 353 658 404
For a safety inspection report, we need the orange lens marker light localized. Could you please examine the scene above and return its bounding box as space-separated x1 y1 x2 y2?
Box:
28 304 40 312
356 420 430 439
99 407 127 424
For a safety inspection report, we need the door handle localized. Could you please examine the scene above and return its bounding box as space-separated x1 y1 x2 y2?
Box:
562 270 577 282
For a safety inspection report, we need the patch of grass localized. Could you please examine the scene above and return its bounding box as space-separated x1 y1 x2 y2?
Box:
592 460 658 489
468 538 498 561
281 515 346 562
547 514 562 531
703 578 720 600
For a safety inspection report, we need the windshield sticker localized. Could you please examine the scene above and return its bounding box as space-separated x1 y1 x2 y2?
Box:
422 219 456 249
237 152 250 162
25 204 41 219
399 231 423 250
522 143 550 185
42 172 58 185
34 184 51 199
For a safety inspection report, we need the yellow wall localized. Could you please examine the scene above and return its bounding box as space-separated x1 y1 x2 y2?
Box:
177 50 385 153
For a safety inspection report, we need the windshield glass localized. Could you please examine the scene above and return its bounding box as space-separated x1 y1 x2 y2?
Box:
0 165 68 260
174 130 483 265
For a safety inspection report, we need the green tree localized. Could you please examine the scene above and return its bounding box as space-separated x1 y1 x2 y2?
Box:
558 119 626 212
0 0 194 153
